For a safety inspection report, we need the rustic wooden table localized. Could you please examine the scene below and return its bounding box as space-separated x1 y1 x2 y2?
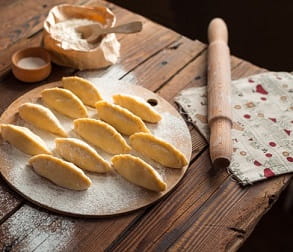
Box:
0 0 291 251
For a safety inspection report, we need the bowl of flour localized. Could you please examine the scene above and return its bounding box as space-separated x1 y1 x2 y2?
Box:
43 4 120 70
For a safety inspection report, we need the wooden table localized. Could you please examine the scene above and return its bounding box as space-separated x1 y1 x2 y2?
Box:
0 0 291 251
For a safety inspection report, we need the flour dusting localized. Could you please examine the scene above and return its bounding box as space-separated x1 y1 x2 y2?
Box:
0 81 191 216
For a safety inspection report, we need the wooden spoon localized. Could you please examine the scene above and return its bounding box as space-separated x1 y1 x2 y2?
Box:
76 21 143 43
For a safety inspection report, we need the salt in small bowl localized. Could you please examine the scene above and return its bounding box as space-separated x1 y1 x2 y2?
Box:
11 47 52 83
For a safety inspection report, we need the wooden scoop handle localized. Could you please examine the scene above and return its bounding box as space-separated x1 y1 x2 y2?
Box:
101 21 143 34
81 21 143 43
207 18 232 169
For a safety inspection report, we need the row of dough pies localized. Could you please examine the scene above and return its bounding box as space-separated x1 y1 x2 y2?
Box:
0 76 188 192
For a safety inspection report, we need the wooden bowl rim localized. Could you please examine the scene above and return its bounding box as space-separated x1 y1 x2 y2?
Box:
11 47 51 71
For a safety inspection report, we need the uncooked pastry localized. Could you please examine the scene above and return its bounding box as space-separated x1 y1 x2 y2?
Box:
112 94 161 123
62 76 103 107
29 154 92 190
74 118 131 154
130 132 188 168
18 102 67 137
96 101 150 135
55 137 111 173
41 87 88 118
1 124 51 155
111 154 167 192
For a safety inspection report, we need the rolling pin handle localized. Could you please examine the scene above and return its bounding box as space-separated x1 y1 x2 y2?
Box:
208 18 228 43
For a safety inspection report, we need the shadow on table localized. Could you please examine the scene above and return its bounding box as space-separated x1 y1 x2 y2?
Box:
110 0 293 250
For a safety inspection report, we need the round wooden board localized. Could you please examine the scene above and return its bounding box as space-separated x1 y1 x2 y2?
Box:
0 80 192 217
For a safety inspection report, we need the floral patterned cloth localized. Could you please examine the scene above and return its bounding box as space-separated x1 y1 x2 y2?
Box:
175 72 293 185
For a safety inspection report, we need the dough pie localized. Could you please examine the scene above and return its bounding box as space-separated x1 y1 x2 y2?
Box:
29 154 92 190
41 87 88 119
96 101 150 135
130 133 188 168
1 124 51 155
55 137 111 173
19 102 67 137
74 118 131 154
112 94 161 123
62 76 103 107
111 154 167 192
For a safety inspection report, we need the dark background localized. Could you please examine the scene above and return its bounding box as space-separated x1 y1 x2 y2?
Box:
111 0 292 71
111 0 293 251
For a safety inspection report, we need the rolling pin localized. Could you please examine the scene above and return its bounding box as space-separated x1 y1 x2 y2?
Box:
207 18 232 169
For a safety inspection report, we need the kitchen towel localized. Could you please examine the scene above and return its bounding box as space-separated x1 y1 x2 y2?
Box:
175 72 293 185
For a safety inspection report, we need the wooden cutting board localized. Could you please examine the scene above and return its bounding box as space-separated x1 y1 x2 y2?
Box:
0 79 192 217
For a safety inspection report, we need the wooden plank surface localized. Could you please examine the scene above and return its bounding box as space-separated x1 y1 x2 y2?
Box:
0 0 291 251
0 1 205 250
0 35 207 251
102 51 278 252
0 0 90 78
0 177 22 221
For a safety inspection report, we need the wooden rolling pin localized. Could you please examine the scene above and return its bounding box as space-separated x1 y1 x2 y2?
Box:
207 18 232 169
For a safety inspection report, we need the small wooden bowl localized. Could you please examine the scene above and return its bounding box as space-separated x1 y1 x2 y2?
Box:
11 47 52 83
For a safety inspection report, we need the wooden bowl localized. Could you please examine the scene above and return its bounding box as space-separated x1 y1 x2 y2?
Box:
11 47 52 83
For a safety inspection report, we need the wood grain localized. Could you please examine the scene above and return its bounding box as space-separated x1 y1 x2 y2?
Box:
0 42 260 251
0 0 202 244
0 177 22 222
79 31 181 82
0 0 185 234
0 34 268 252
122 38 206 89
0 0 90 79
0 204 143 251
0 0 291 251
157 53 244 103
167 175 291 252
3 37 205 252
106 150 227 251
103 59 291 252
0 0 75 50
0 0 143 79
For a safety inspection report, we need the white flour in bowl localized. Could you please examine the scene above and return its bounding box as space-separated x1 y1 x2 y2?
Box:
50 18 101 51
